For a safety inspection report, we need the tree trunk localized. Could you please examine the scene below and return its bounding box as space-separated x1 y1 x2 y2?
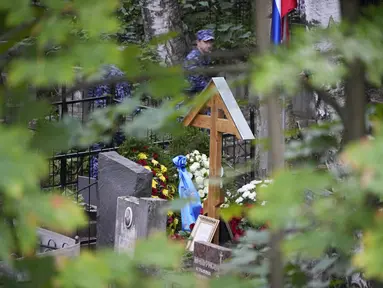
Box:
140 0 187 65
251 0 272 178
254 1 285 288
340 0 366 143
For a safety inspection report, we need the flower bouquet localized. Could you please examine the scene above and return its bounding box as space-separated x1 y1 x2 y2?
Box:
136 152 176 200
221 179 272 241
186 150 210 200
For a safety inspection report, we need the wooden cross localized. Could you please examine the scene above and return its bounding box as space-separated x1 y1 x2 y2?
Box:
183 77 255 244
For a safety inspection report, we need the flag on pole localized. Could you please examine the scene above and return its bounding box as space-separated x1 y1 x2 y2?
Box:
271 0 297 44
271 0 282 45
281 0 297 18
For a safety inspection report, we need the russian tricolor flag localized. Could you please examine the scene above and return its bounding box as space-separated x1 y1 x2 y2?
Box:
271 0 297 44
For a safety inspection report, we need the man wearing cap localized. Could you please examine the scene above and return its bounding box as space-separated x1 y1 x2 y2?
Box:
184 29 215 94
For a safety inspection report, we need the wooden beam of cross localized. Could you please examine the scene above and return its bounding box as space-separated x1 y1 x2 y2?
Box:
183 77 255 244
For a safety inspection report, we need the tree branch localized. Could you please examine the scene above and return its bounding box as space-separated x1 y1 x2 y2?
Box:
302 79 346 124
63 63 251 98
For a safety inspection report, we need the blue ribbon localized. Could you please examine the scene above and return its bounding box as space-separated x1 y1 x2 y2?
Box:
173 155 202 231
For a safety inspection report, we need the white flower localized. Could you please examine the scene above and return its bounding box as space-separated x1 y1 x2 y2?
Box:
260 184 268 188
250 180 263 185
186 154 190 159
261 201 267 206
203 160 209 169
196 176 204 186
202 154 208 161
196 155 202 161
235 197 243 204
193 170 201 178
238 187 246 193
193 150 200 155
189 162 200 172
221 203 229 208
187 172 193 179
248 192 256 200
264 179 273 184
203 178 209 187
243 190 250 198
200 168 207 176
203 186 208 195
244 183 255 191
198 189 205 198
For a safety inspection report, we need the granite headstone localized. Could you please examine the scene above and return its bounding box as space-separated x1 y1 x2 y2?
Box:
114 196 167 256
193 241 232 278
97 151 152 248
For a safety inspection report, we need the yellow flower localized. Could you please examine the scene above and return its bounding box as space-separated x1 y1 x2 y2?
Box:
160 165 167 173
162 189 169 197
152 159 159 166
159 175 166 182
174 218 179 225
137 153 147 160
167 211 173 217
152 180 157 188
144 166 151 171
152 195 159 199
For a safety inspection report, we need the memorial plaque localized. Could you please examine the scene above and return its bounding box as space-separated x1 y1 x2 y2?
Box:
186 215 219 252
114 196 167 256
193 241 232 278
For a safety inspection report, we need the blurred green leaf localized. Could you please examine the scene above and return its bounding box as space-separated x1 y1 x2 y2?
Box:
134 233 184 268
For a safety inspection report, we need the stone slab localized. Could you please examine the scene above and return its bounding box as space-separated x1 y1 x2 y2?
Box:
193 241 232 278
97 151 152 248
114 196 167 256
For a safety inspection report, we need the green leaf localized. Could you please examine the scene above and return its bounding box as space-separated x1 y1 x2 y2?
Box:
220 204 243 222
162 198 193 213
209 275 258 288
134 233 184 268
0 19 36 54
56 252 112 288
0 0 33 26
148 31 179 46
248 168 333 229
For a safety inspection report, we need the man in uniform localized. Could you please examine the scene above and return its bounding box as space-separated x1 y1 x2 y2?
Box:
184 29 215 94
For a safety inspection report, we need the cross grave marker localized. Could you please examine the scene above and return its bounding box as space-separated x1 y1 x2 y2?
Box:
183 77 255 244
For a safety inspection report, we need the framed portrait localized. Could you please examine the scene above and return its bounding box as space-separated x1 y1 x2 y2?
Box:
186 215 220 252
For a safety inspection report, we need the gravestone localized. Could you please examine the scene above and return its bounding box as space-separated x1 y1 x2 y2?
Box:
114 196 167 256
193 241 232 278
97 151 152 248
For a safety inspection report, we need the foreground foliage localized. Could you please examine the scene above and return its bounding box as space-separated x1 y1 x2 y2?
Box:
1 1 383 288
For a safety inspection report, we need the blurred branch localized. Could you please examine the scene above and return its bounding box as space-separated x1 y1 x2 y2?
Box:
302 79 346 124
63 63 251 98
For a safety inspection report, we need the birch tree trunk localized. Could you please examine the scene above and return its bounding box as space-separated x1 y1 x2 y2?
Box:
254 2 285 285
250 0 273 178
140 0 187 65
